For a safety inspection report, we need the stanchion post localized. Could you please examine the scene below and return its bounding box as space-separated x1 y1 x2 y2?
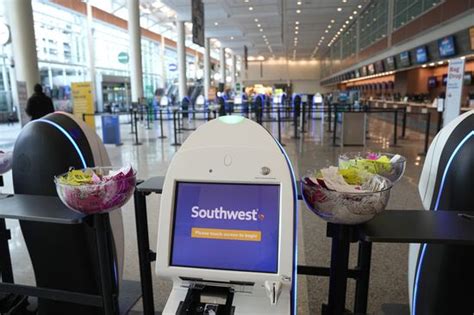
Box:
301 102 306 134
171 110 181 146
293 105 299 139
328 104 332 132
130 108 135 134
158 108 166 139
437 111 443 133
393 110 398 146
401 107 407 138
277 106 285 147
133 110 142 146
332 107 338 146
423 111 431 155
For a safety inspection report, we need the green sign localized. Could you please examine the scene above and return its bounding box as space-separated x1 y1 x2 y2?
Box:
236 83 241 92
118 52 129 64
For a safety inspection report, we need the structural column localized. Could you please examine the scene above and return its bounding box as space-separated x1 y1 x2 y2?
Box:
204 37 211 99
219 47 226 87
160 35 167 89
128 0 144 103
231 54 237 90
7 0 39 97
177 20 187 101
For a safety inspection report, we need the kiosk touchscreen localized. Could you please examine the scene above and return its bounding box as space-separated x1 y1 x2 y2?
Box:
156 116 297 315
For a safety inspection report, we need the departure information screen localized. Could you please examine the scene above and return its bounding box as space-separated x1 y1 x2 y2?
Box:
170 182 280 273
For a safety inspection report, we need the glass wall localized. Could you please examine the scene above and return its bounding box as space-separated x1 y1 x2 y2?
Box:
393 0 443 30
359 0 388 50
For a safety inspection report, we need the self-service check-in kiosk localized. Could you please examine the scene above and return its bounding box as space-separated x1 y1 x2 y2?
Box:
156 116 297 315
12 112 124 314
408 110 474 314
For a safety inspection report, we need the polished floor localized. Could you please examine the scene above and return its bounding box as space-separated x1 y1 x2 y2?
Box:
0 112 427 314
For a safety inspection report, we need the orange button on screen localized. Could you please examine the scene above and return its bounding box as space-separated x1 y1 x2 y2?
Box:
191 227 261 242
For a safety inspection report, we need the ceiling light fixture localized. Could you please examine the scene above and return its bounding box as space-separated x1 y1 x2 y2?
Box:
358 4 362 8
297 1 302 5
295 31 299 34
331 19 335 23
353 10 357 14
349 16 353 19
296 9 301 13
328 25 332 28
257 24 261 27
337 7 342 11
254 18 259 22
249 6 253 11
259 28 263 32
230 36 234 40
295 26 299 30
214 22 218 26
295 21 300 25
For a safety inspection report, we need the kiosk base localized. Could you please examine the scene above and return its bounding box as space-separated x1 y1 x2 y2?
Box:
176 285 235 315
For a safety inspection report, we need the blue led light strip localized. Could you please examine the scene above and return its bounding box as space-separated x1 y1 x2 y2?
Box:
412 130 473 315
275 138 298 315
36 119 88 168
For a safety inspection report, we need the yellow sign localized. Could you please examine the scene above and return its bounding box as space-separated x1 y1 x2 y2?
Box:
72 82 95 129
191 227 261 242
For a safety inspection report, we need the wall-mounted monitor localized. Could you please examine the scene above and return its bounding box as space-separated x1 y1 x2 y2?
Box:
438 36 456 58
367 63 375 75
416 46 429 64
375 60 385 73
399 51 411 67
385 56 396 71
360 66 367 77
464 72 473 86
428 76 438 89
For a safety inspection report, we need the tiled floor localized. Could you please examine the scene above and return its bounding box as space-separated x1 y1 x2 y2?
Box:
0 112 427 314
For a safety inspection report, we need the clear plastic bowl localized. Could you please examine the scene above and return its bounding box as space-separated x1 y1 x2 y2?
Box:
0 152 13 174
55 167 136 215
301 175 392 225
338 152 406 183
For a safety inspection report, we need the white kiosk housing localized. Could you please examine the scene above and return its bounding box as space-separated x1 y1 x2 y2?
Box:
156 116 297 315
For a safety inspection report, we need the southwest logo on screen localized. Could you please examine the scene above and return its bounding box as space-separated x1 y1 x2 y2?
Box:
191 206 264 221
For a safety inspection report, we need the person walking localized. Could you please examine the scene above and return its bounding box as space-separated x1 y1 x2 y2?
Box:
25 84 55 121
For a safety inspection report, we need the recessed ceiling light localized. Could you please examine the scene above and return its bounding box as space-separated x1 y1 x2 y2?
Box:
259 28 263 31
321 36 325 39
295 26 299 30
294 37 298 41
358 4 362 8
295 31 299 34
257 24 261 27
328 25 332 28
337 7 342 11
297 1 302 5
325 30 329 33
353 10 357 14
244 0 249 2
295 21 300 25
214 22 218 26
230 36 234 40
346 20 349 24
249 6 253 10
342 0 347 2
349 16 353 19
254 18 259 22
263 35 266 38
296 9 301 13
331 19 335 23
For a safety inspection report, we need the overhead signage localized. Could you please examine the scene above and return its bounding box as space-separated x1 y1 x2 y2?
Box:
117 52 129 64
192 0 205 47
0 23 10 46
443 58 465 127
168 63 177 71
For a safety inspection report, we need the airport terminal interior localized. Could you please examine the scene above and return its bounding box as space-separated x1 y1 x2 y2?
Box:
0 1 473 315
